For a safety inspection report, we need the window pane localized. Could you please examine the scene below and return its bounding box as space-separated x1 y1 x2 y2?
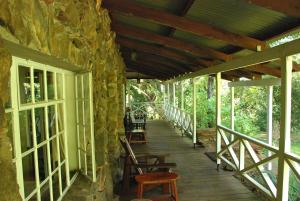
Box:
59 134 65 162
57 104 64 132
19 66 32 104
56 73 63 100
28 194 38 201
76 75 82 99
19 110 33 153
50 138 59 171
83 74 89 99
40 180 51 201
61 163 67 192
34 69 44 102
38 144 49 183
22 152 36 197
52 171 60 200
35 108 46 145
47 72 55 100
48 105 56 137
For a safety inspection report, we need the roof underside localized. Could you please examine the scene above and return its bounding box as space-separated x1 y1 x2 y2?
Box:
103 0 300 80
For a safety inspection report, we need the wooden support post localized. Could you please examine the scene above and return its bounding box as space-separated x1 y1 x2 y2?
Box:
277 56 292 201
267 85 273 171
216 73 221 167
167 83 170 105
192 78 197 148
173 82 176 107
230 87 235 141
181 81 184 110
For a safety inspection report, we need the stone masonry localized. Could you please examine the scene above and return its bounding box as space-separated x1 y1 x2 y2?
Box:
0 0 125 200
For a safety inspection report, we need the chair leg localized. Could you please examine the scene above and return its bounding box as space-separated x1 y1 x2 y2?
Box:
162 183 170 194
171 181 179 201
137 183 144 198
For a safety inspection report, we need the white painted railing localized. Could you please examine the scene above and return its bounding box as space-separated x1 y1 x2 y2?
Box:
130 102 164 119
164 103 194 136
217 125 300 200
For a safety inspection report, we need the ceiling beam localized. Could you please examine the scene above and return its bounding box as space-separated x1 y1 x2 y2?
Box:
113 23 230 61
166 0 195 36
122 49 189 73
103 0 266 51
126 63 169 79
247 0 300 18
117 36 281 77
125 59 180 78
117 37 196 67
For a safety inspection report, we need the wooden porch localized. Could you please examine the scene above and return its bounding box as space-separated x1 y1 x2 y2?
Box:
120 120 262 201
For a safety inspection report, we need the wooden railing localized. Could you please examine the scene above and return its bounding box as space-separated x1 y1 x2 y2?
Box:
164 103 194 136
217 125 300 200
130 102 164 119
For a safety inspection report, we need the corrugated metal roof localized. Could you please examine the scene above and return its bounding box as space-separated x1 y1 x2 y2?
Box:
114 13 168 34
186 0 299 40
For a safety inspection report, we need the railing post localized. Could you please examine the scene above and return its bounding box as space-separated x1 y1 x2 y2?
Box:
230 87 235 141
192 78 197 148
216 73 221 169
181 81 184 110
277 56 292 201
167 83 170 105
267 85 273 171
173 82 176 107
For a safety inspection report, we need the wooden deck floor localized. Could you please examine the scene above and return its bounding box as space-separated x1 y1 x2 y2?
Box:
120 120 262 201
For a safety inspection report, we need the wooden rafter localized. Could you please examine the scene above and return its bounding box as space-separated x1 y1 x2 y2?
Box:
103 0 266 51
117 37 196 67
247 0 300 18
126 62 169 79
166 0 195 36
122 50 188 73
113 23 230 61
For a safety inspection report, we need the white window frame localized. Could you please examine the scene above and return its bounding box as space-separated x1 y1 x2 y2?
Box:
5 56 78 201
75 72 96 182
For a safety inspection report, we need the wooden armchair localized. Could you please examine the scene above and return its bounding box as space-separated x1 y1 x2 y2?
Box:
119 136 176 192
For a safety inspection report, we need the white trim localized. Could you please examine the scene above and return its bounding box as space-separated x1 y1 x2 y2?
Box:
228 78 281 88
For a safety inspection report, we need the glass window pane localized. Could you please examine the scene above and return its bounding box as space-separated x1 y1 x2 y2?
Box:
57 104 64 132
28 194 38 201
59 134 65 162
40 180 51 201
78 101 83 125
19 66 32 104
22 152 36 198
52 171 60 200
83 74 89 99
35 108 46 144
48 105 56 137
34 69 44 102
37 144 49 183
50 138 59 171
61 163 67 192
76 75 82 99
56 73 63 100
19 110 33 153
47 72 55 100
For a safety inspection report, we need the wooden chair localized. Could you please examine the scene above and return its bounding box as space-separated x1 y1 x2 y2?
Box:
119 136 176 192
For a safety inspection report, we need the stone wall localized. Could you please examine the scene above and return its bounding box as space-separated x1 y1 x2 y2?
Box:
0 0 125 201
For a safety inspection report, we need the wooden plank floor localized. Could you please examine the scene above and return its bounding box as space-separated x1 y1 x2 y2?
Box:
120 120 262 201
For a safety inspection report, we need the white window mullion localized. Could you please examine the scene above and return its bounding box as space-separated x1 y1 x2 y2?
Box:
62 74 70 185
31 108 41 200
81 75 87 175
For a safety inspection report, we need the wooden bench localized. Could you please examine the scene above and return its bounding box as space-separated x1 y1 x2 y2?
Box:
135 172 179 201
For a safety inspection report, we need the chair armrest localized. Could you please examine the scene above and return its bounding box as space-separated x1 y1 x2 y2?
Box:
135 153 170 160
134 162 176 169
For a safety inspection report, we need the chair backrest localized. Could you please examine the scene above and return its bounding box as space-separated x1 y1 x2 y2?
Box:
119 136 143 174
